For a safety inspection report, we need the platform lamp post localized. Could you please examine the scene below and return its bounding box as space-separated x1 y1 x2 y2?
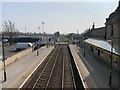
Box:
36 27 41 56
2 33 8 82
77 29 78 48
107 40 113 87
38 27 41 37
36 43 39 56
42 22 44 43
46 34 48 48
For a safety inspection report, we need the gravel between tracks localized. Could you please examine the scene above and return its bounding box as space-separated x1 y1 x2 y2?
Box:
20 44 83 89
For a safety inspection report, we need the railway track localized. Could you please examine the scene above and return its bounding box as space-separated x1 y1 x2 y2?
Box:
20 44 84 89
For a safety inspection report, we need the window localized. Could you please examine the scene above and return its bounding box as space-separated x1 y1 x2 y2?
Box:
91 46 94 52
110 25 114 36
101 51 103 54
100 51 103 56
109 55 111 58
28 44 31 47
95 48 97 52
115 58 118 63
98 49 100 56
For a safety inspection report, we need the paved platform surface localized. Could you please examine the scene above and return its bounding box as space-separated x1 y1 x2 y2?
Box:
78 45 118 88
0 46 54 89
69 45 119 89
69 45 97 88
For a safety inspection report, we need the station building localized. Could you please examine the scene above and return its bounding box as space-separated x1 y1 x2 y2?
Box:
82 1 120 71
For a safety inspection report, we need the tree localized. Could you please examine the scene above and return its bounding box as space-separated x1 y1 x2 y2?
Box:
54 31 60 42
54 31 60 37
66 33 74 41
2 20 19 45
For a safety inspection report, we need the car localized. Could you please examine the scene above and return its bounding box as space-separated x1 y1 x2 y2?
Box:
16 42 33 51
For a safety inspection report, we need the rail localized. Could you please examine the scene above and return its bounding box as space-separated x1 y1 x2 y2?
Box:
19 44 84 89
32 45 60 89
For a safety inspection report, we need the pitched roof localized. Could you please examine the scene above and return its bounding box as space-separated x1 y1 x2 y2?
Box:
84 38 120 56
106 1 120 22
90 27 105 37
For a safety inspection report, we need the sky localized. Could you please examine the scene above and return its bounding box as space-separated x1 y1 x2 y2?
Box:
0 0 119 34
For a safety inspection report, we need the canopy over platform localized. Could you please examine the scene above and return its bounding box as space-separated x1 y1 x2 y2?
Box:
84 38 120 55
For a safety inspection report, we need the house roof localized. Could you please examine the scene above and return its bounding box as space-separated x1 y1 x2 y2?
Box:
90 27 105 37
106 1 120 22
84 38 120 56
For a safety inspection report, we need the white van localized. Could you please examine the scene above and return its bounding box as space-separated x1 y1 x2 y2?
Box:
16 42 33 51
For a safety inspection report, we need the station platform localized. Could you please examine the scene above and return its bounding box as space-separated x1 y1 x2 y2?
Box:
0 46 54 89
69 45 118 89
69 45 97 89
1 44 117 89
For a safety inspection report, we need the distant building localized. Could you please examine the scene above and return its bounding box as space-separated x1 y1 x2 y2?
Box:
89 23 106 40
83 23 106 40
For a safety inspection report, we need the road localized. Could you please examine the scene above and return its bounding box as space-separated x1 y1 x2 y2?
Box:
0 45 20 60
4 45 18 57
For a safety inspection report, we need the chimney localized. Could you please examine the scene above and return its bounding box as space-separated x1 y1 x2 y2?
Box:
92 22 95 29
